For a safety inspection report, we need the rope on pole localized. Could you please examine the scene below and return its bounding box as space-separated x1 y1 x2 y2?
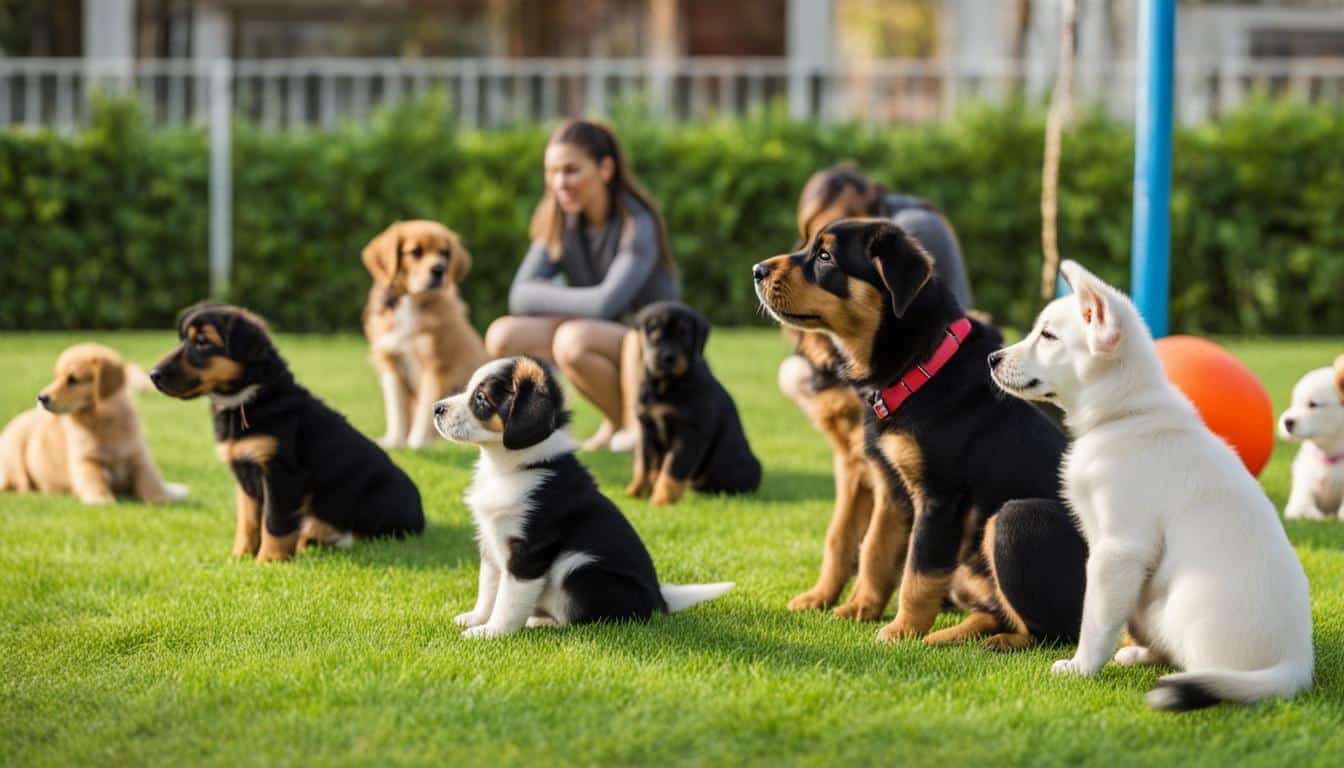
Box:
1040 0 1077 300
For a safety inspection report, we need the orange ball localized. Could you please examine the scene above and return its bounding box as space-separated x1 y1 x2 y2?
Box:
1153 335 1274 477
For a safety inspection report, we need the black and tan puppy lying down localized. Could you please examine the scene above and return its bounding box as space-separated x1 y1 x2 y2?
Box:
625 301 762 506
150 302 424 562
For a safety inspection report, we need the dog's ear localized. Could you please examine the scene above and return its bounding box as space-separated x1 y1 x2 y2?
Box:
503 360 562 450
688 307 710 357
222 312 276 364
448 233 472 284
868 223 934 318
93 356 125 404
1060 260 1122 357
176 300 220 338
362 224 402 284
1333 355 1344 400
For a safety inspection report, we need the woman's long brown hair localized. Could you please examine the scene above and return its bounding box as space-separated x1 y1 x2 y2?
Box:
529 119 675 273
794 165 892 249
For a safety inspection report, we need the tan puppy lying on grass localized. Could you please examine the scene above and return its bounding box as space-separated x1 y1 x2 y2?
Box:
0 343 187 504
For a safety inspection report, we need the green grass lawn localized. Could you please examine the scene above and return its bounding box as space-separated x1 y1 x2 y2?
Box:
3 329 1344 766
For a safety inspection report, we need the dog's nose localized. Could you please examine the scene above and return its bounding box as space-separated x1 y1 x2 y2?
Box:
752 262 772 282
659 352 677 368
1284 417 1296 434
36 393 50 406
988 351 1004 370
430 263 447 277
148 368 163 384
433 402 448 418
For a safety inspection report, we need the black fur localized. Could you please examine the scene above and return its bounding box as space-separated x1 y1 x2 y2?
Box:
991 500 1087 641
153 302 423 541
632 301 762 496
1148 680 1223 712
517 452 668 623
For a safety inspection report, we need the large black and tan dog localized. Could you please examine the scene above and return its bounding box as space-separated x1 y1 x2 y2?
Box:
150 302 424 562
625 301 762 506
754 219 1086 649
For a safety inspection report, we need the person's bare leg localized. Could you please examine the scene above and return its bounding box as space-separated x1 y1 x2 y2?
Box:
552 319 628 450
484 315 567 362
609 329 644 452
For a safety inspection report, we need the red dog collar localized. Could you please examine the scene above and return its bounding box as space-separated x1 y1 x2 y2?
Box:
871 317 973 419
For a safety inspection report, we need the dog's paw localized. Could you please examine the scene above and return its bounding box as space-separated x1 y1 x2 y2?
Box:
254 549 294 564
787 589 836 612
162 482 190 502
982 633 1034 652
462 624 512 640
832 595 885 622
80 492 116 505
625 480 650 499
1285 503 1327 521
525 616 560 629
454 611 488 628
1051 657 1093 677
1113 646 1159 667
876 613 927 643
377 435 407 450
406 434 434 450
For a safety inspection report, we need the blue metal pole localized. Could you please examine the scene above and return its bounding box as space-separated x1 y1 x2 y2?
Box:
1130 0 1175 338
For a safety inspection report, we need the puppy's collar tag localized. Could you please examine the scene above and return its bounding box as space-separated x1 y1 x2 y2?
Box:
872 317 972 420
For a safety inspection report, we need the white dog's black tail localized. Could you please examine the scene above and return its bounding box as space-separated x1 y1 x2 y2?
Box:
661 582 734 613
1146 662 1312 712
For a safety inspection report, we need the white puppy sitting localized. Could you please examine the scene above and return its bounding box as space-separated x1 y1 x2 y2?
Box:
1279 357 1344 520
988 260 1313 711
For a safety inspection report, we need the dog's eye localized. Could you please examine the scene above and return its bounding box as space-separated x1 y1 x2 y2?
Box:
817 251 833 263
474 390 490 408
1039 329 1058 341
67 374 78 385
1308 401 1320 409
409 246 423 259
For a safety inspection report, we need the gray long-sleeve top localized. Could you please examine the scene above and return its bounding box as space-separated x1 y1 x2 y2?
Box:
508 195 680 321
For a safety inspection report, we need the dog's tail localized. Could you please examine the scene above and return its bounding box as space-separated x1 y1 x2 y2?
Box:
1145 661 1312 712
660 582 734 613
126 364 155 396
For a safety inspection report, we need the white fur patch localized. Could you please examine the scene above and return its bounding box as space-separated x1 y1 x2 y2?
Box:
209 384 260 411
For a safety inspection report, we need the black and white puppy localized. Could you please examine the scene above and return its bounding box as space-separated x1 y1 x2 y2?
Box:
433 356 734 639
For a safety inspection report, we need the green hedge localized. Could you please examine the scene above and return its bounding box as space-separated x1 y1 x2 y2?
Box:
3 96 1343 334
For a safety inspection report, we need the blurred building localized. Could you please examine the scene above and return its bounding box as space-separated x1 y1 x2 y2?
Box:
3 1 1343 128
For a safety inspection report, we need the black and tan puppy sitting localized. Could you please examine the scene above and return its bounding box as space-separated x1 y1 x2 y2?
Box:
754 219 1086 650
150 302 424 563
625 301 762 506
433 356 733 638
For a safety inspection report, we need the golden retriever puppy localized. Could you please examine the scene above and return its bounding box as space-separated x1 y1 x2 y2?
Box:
362 220 488 449
0 343 187 504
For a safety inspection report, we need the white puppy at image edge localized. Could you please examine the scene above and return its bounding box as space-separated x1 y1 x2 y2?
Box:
1278 357 1344 520
988 259 1313 712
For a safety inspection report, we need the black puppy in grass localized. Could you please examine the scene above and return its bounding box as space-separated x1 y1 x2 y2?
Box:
625 301 762 506
150 301 424 562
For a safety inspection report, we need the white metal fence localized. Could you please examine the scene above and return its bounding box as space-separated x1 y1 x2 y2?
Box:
2 56 1344 131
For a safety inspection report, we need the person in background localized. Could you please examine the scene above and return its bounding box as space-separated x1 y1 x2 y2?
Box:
485 119 678 452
